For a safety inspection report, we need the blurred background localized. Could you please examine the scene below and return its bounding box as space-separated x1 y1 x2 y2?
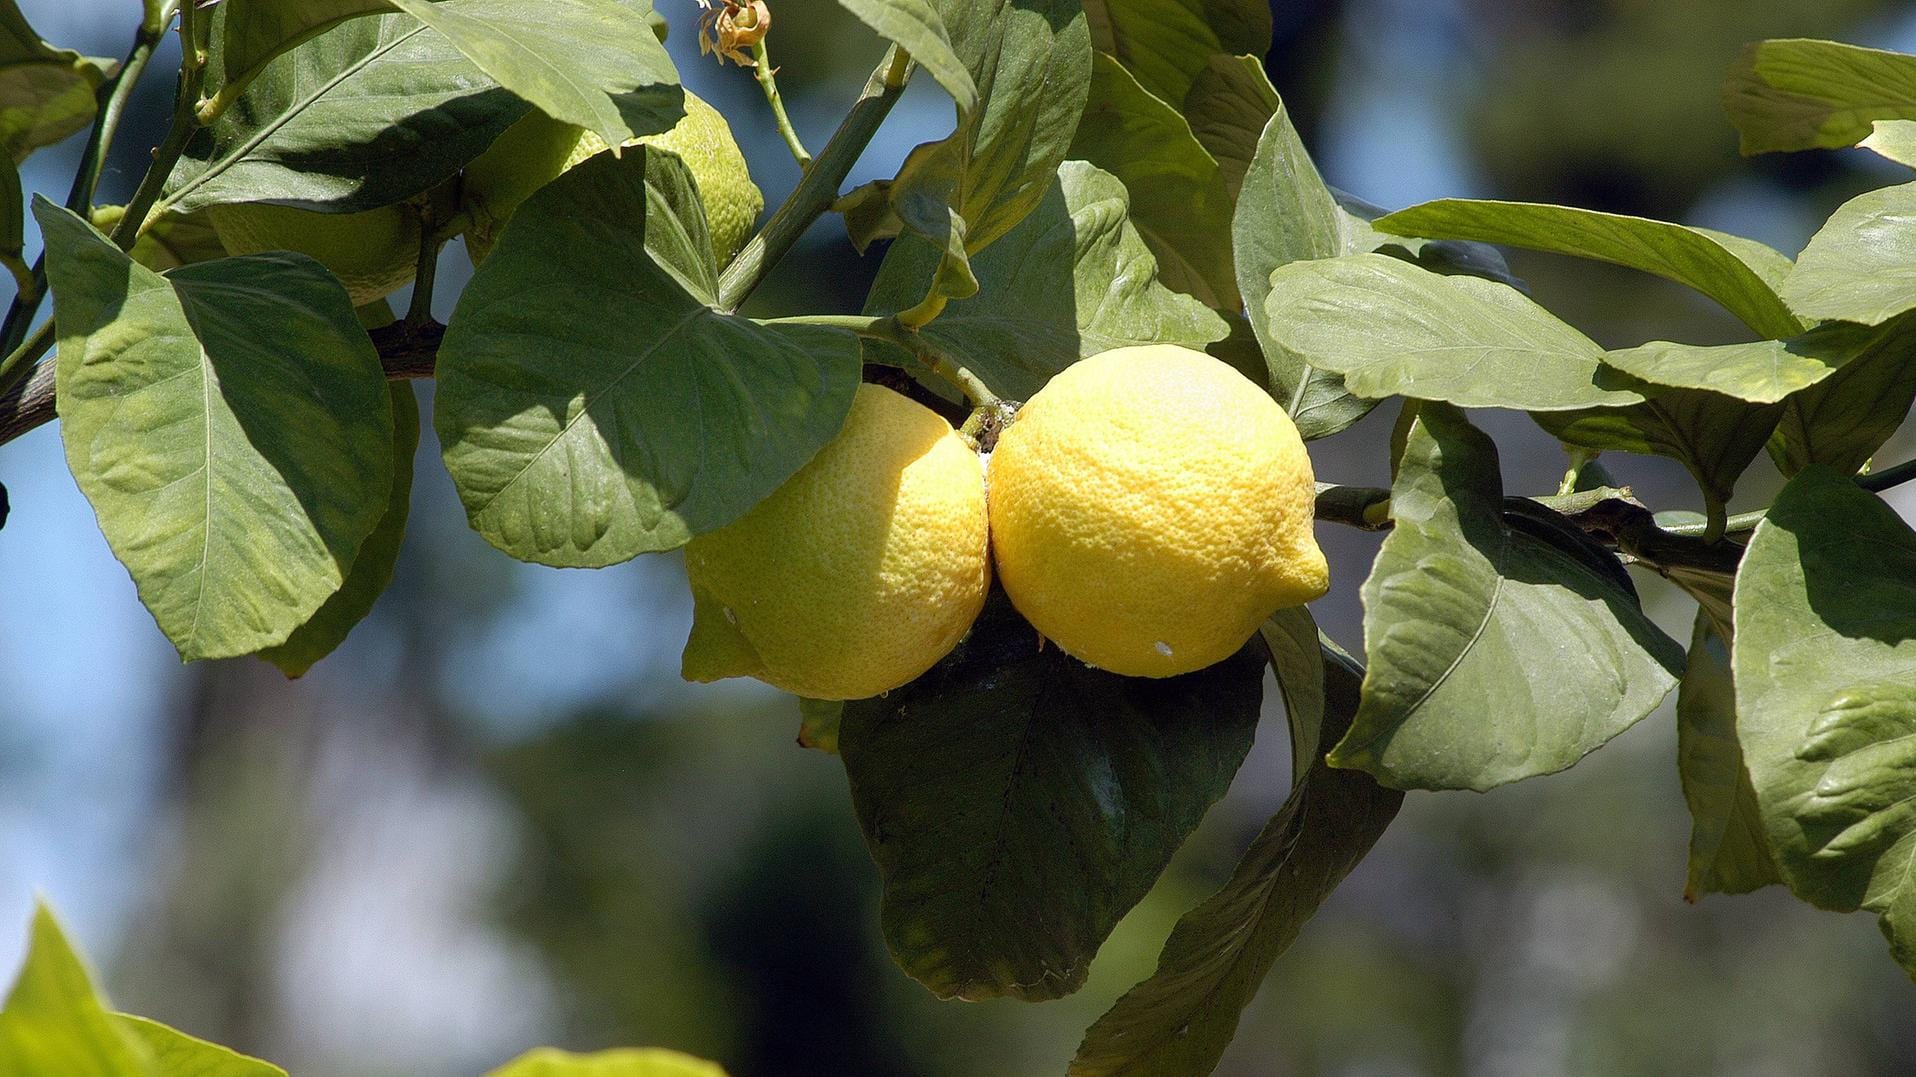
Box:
4 1 1916 1074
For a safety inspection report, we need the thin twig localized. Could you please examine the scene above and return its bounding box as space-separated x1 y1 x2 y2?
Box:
753 39 810 167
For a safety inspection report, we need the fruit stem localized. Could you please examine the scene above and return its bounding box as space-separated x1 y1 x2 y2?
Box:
717 45 911 311
762 312 1000 407
1859 456 1916 494
752 38 812 167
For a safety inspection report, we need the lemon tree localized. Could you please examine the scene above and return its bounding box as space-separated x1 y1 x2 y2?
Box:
6 0 1916 1073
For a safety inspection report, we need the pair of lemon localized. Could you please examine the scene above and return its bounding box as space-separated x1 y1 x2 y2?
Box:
204 91 763 301
683 344 1330 699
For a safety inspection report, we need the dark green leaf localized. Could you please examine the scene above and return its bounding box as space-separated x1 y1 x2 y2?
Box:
37 199 394 662
213 0 395 100
1331 404 1683 791
1769 322 1916 477
1330 190 1522 289
863 161 1225 401
261 382 418 677
1724 38 1916 155
1676 612 1780 901
1373 199 1806 339
1070 614 1401 1076
837 0 976 113
1181 54 1277 200
0 155 20 264
1264 253 1651 411
115 1015 286 1077
1079 0 1271 107
1536 390 1781 529
0 905 150 1076
0 5 111 159
1069 51 1235 307
839 593 1265 1001
435 151 859 566
1733 466 1916 980
1783 181 1916 326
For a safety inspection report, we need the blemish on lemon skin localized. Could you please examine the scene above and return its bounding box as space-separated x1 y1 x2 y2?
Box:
723 606 739 624
1154 641 1174 657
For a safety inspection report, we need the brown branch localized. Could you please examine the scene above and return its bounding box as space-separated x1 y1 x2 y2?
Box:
0 321 444 447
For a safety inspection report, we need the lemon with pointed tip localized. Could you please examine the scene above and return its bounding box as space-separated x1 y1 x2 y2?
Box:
987 344 1329 678
681 383 991 700
462 91 763 267
206 201 420 305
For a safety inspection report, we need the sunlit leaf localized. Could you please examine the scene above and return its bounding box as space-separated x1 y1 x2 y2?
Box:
486 1046 727 1077
1725 38 1916 155
1783 181 1916 326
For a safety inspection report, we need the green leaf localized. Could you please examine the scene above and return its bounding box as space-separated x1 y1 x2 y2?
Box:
0 4 111 160
385 0 675 149
37 199 394 662
1331 404 1683 792
260 382 418 677
1373 199 1806 340
836 0 976 113
1535 390 1780 531
1181 54 1277 200
1070 615 1402 1077
1079 0 1271 107
1863 119 1916 168
115 1015 286 1077
796 698 842 755
863 161 1225 401
486 1046 727 1077
1783 181 1916 326
1733 466 1916 980
1263 253 1650 411
212 0 396 101
1676 612 1780 901
1231 104 1370 438
1069 51 1236 307
0 904 151 1076
0 155 20 264
1724 38 1916 155
435 151 860 567
1332 190 1522 289
1769 323 1916 477
839 593 1265 1001
1599 318 1891 404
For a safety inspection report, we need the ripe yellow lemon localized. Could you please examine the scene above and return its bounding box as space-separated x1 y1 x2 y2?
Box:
681 383 991 700
206 201 419 305
463 91 763 268
988 344 1328 678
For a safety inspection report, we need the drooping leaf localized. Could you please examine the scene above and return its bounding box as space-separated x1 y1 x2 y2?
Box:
1373 199 1805 340
1181 54 1277 200
836 0 976 113
1599 318 1890 404
1069 51 1235 307
1264 253 1651 411
1535 390 1780 532
261 382 418 677
863 161 1225 401
0 5 111 160
37 199 394 662
486 1046 728 1077
1724 38 1916 155
1079 0 1271 108
1783 181 1916 326
1769 322 1916 477
435 151 859 566
115 1015 287 1077
170 9 680 213
1331 404 1683 792
0 904 151 1076
1676 612 1780 901
1733 466 1916 980
839 593 1265 1002
1070 614 1401 1077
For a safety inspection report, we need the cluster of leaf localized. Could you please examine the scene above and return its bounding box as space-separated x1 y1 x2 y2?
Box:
0 903 728 1076
7 0 1916 1072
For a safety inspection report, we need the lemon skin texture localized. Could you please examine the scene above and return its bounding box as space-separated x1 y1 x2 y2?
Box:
207 201 420 305
988 344 1329 678
462 91 763 267
681 383 991 700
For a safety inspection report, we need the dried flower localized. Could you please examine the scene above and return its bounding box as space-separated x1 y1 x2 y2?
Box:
696 0 771 67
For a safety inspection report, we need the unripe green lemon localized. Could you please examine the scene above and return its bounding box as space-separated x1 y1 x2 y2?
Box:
462 91 763 267
206 201 419 305
681 383 991 700
987 344 1329 678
